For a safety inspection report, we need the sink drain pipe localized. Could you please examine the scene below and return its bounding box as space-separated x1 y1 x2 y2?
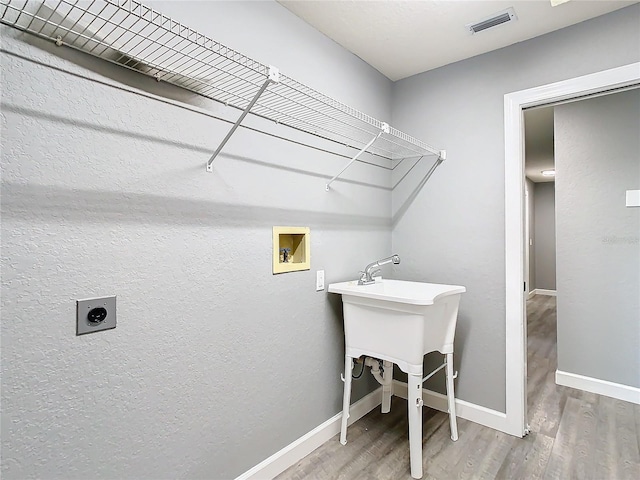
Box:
364 357 392 386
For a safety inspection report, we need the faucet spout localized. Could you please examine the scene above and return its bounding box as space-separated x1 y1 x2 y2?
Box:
359 254 400 285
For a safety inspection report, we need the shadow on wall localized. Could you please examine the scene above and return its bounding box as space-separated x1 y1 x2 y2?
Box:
392 154 445 227
0 182 391 230
328 291 346 348
1 103 390 192
11 2 219 115
5 26 395 170
1 46 394 190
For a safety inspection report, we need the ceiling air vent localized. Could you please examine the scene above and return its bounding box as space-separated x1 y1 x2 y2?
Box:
466 7 518 34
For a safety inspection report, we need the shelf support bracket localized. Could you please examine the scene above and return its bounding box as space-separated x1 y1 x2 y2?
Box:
421 150 446 185
325 123 389 191
206 66 280 172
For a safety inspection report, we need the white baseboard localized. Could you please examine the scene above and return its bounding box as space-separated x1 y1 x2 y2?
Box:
556 370 640 405
235 387 382 480
532 289 556 296
392 380 508 433
527 291 535 300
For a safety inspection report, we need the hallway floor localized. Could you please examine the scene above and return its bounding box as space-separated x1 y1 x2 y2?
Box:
276 295 640 479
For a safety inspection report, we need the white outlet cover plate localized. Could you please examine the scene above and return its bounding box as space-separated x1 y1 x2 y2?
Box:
76 295 116 335
626 190 640 207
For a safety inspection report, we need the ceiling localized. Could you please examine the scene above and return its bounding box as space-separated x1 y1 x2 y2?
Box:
279 0 638 81
524 107 555 183
278 0 635 181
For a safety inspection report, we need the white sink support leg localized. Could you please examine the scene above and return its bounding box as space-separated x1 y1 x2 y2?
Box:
340 355 353 445
381 360 393 413
445 353 459 441
407 372 423 479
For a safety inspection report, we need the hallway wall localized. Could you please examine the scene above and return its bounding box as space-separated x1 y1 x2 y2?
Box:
534 182 556 291
555 88 640 388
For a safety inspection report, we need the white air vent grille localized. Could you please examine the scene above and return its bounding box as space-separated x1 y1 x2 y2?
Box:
467 7 518 34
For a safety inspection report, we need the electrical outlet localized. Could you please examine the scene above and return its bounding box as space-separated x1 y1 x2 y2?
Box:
76 296 116 335
316 270 325 291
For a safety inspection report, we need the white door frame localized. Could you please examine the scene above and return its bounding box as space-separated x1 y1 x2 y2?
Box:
524 186 530 300
503 62 640 437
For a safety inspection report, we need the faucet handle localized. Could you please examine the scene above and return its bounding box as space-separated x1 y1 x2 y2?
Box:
357 271 369 285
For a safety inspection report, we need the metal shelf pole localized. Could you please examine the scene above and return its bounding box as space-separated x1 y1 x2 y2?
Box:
206 65 280 172
325 123 389 191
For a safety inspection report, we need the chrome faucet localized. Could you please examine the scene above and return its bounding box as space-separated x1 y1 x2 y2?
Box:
358 254 400 285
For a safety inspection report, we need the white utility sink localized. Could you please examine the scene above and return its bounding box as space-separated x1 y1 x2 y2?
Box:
329 278 466 479
328 278 465 304
328 279 465 374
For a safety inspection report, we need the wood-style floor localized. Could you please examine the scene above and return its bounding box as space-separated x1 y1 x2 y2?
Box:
276 295 640 479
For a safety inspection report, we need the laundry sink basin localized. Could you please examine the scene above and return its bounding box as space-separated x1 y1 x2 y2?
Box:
329 278 466 479
328 279 466 374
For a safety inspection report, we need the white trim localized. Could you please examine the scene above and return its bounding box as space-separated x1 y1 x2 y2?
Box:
235 387 382 480
525 187 531 304
556 370 640 405
392 380 508 432
504 63 640 438
531 289 557 296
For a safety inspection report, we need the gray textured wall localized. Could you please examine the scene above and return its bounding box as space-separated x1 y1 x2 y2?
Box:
534 182 557 291
390 5 640 411
2 1 640 477
0 2 393 478
526 178 536 294
555 89 640 388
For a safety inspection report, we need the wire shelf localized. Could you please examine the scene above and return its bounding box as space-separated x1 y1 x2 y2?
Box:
0 0 443 163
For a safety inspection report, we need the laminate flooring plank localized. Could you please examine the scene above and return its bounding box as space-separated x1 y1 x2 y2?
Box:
527 355 551 410
494 432 554 480
526 296 557 360
419 414 461 470
276 402 445 480
526 297 566 439
332 405 409 480
544 397 598 479
423 419 485 479
527 371 571 438
572 388 600 405
445 428 515 480
357 405 454 480
612 398 640 479
350 401 423 480
591 395 618 479
359 405 474 480
276 406 388 480
636 402 640 454
352 432 410 480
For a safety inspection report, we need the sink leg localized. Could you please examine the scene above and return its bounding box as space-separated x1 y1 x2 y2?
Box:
381 360 393 413
407 372 423 479
445 353 459 441
340 355 353 445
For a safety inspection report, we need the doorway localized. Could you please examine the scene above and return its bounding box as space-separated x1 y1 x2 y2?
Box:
502 62 640 437
523 106 557 432
524 106 556 299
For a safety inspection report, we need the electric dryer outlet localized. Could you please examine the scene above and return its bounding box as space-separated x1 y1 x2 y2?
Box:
76 295 116 335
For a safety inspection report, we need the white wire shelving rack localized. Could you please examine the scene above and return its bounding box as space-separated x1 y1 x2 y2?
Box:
0 0 446 190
